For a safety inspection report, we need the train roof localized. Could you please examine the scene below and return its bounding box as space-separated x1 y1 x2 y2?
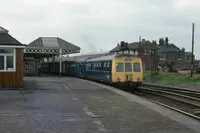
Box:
64 57 88 62
86 54 115 62
63 51 112 62
67 51 110 58
86 53 140 62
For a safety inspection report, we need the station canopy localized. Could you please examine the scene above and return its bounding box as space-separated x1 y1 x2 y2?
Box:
24 37 81 59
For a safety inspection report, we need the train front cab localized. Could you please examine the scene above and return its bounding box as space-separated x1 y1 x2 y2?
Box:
112 55 143 89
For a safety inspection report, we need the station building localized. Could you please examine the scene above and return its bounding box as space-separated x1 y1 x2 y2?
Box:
0 27 26 88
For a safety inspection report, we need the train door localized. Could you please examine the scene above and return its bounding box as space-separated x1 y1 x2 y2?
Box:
133 61 143 82
114 62 125 82
125 62 133 81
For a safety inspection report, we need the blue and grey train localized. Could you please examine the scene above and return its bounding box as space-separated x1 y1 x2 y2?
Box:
42 53 143 88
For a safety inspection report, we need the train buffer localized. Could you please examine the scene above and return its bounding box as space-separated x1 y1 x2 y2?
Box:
0 76 200 133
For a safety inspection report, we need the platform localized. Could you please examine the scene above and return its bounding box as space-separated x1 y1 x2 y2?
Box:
0 77 199 133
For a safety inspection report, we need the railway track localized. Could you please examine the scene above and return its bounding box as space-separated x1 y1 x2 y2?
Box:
136 83 200 120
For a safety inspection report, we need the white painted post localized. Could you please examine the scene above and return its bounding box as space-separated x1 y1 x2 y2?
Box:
59 49 62 76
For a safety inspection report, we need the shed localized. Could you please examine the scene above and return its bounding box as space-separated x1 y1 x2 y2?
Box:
0 27 26 88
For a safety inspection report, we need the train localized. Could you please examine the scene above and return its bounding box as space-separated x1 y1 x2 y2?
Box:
41 53 143 89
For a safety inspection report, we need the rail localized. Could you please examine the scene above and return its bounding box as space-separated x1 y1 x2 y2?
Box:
137 83 200 120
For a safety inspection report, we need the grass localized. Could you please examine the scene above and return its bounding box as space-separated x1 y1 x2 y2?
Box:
143 70 200 86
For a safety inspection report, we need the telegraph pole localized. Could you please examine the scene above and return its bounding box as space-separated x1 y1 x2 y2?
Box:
191 23 195 77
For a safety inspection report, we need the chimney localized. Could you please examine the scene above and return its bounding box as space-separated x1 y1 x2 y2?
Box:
182 48 185 52
139 36 141 42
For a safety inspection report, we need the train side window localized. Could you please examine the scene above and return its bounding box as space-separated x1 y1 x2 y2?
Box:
99 63 102 71
108 62 111 71
96 62 99 71
94 63 97 71
88 63 92 71
95 63 98 71
134 63 141 72
86 64 88 70
116 63 124 72
107 62 110 67
89 63 92 71
104 62 107 71
92 63 95 71
104 62 107 67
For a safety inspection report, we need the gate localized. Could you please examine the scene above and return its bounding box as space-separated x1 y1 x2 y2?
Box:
24 58 42 76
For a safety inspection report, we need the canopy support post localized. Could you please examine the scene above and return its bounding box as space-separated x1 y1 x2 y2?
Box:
59 49 62 76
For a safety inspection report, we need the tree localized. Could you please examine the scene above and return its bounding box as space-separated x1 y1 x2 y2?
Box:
159 38 164 46
165 37 169 45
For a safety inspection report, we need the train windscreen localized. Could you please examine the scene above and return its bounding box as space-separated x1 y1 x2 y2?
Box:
134 63 141 72
125 63 132 72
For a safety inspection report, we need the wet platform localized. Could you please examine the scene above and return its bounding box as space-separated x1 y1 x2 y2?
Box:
0 76 200 133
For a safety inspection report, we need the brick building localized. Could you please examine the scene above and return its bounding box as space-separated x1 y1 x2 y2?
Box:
158 42 194 70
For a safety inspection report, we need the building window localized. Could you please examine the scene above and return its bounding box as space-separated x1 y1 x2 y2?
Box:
177 53 182 60
177 53 181 58
130 51 134 55
0 48 16 72
124 51 129 54
135 51 138 55
143 49 150 55
186 55 190 61
159 53 166 58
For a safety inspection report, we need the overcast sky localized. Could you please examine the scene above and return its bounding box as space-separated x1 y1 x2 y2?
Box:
1 0 200 58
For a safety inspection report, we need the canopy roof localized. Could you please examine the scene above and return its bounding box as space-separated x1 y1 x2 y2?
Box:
24 37 81 58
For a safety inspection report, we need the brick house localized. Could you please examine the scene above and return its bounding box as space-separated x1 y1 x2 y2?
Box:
110 39 158 71
158 43 194 70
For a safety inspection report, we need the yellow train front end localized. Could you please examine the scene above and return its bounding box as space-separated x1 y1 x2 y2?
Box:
112 55 143 89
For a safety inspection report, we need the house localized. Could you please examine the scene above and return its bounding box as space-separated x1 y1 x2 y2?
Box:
110 39 158 70
0 27 26 88
158 43 184 67
158 38 194 70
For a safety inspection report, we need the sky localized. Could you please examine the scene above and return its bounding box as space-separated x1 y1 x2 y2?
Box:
1 0 200 58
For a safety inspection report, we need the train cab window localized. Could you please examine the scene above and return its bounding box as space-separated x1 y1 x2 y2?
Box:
125 63 132 72
116 63 124 72
134 63 141 72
